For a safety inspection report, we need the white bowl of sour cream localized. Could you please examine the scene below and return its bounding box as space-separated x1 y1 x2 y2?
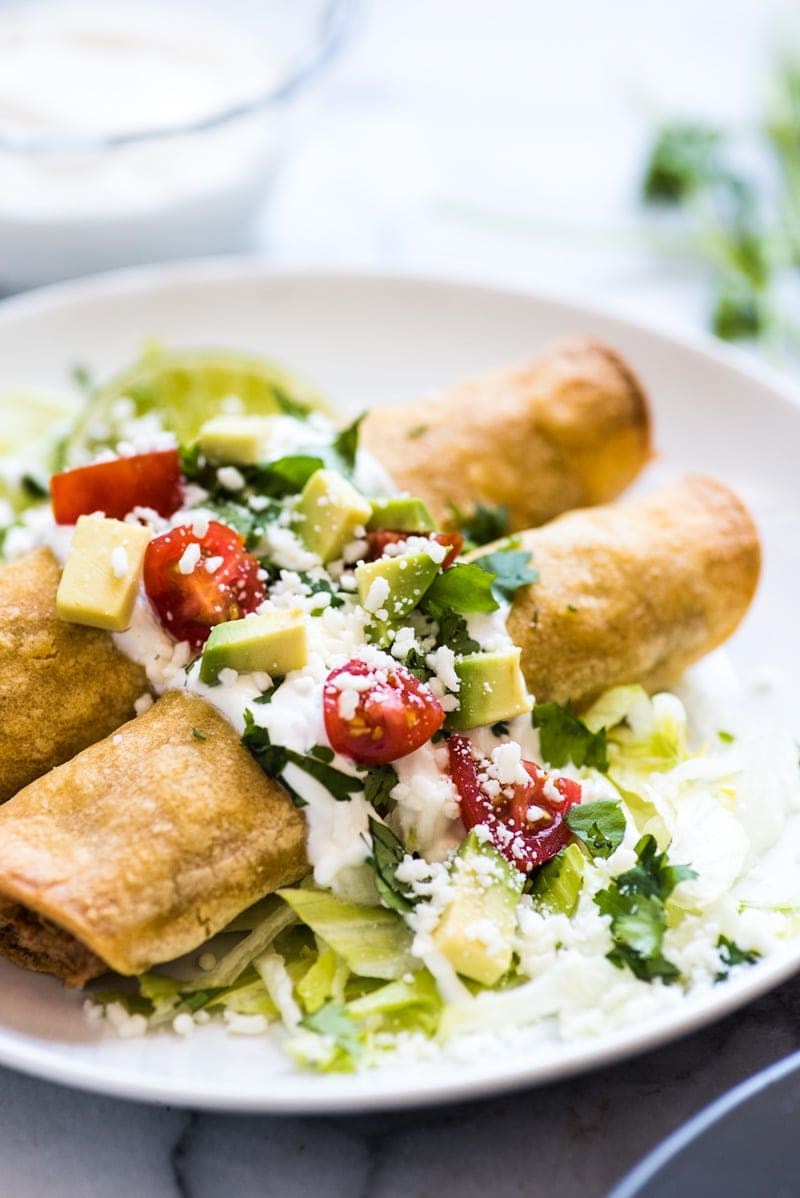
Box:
0 0 354 290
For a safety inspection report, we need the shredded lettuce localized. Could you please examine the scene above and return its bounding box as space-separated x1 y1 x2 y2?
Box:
277 888 416 980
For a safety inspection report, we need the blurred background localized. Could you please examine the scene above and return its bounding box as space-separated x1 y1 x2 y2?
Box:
1 0 799 362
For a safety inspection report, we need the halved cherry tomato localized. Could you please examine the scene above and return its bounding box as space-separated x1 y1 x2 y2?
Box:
51 449 183 525
143 520 265 648
448 734 581 872
365 530 463 570
323 658 445 765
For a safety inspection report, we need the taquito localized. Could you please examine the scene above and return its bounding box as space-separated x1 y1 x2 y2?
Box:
362 337 651 531
0 690 307 984
0 547 148 802
0 477 759 986
504 474 760 707
0 336 650 803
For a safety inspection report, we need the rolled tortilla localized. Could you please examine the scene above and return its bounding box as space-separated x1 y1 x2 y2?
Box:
504 474 761 707
0 476 759 987
0 690 308 984
362 337 651 531
0 547 149 802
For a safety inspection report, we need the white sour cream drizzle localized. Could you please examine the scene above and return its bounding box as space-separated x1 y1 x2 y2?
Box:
33 409 509 891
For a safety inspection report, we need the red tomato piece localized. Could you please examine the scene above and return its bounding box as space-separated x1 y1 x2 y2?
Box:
323 658 445 765
143 520 266 648
365 530 463 570
448 734 581 872
51 449 183 524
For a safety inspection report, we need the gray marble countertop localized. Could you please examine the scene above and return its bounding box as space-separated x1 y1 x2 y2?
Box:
2 975 798 1197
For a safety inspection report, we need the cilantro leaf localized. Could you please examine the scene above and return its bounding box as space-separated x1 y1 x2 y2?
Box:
715 935 761 982
423 563 498 617
332 413 365 472
533 701 609 771
295 573 345 611
363 764 398 812
432 611 480 656
448 501 510 547
473 548 538 602
565 800 625 858
642 122 723 203
242 711 361 803
594 834 696 984
368 817 416 914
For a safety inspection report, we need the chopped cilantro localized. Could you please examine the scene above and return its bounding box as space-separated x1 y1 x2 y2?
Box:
242 711 361 804
20 473 48 501
491 721 510 738
423 562 498 617
642 122 723 203
432 610 480 656
407 424 429 439
472 548 538 602
296 573 345 611
363 764 399 812
715 935 761 982
403 647 432 682
595 834 696 984
717 730 735 744
565 800 625 858
191 728 208 742
533 701 609 771
252 676 285 705
310 745 335 763
368 817 416 914
448 501 510 547
332 413 365 472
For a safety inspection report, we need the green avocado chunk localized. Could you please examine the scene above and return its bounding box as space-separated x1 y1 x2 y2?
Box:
355 552 440 620
294 469 372 563
446 647 532 730
197 414 276 464
199 610 308 685
432 830 524 986
366 496 436 533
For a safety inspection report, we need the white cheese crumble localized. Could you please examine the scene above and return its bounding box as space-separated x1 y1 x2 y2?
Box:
216 465 245 492
111 546 129 579
364 575 390 614
177 541 201 575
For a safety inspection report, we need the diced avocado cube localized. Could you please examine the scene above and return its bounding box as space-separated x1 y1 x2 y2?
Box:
529 843 585 915
56 515 151 633
197 414 277 465
432 830 524 986
294 469 372 563
446 647 532 730
199 609 308 685
367 496 436 533
355 552 440 620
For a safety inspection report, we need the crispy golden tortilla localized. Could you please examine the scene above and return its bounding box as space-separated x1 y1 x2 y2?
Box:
0 691 307 981
505 474 761 707
0 477 760 986
363 337 651 531
0 547 149 802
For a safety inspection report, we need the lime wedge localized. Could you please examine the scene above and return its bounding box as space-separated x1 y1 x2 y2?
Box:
0 387 80 514
63 349 334 465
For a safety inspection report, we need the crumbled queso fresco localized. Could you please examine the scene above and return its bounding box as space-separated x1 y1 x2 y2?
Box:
8 396 800 1071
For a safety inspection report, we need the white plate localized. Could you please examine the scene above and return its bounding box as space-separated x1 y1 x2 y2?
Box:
0 262 798 1113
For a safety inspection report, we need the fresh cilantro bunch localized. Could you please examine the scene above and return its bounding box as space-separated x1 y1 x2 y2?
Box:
642 50 800 352
595 835 696 984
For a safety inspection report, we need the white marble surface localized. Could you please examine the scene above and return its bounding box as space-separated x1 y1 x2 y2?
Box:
3 2 800 1195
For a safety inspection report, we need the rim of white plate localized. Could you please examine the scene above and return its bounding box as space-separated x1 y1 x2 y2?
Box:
0 259 797 1114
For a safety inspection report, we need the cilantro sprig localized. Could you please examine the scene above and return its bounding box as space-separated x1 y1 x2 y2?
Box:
447 501 510 547
595 835 696 984
472 547 538 602
533 701 608 771
242 712 362 805
565 800 625 859
368 817 417 915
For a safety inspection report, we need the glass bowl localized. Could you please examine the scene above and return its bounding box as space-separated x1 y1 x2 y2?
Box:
0 0 356 290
